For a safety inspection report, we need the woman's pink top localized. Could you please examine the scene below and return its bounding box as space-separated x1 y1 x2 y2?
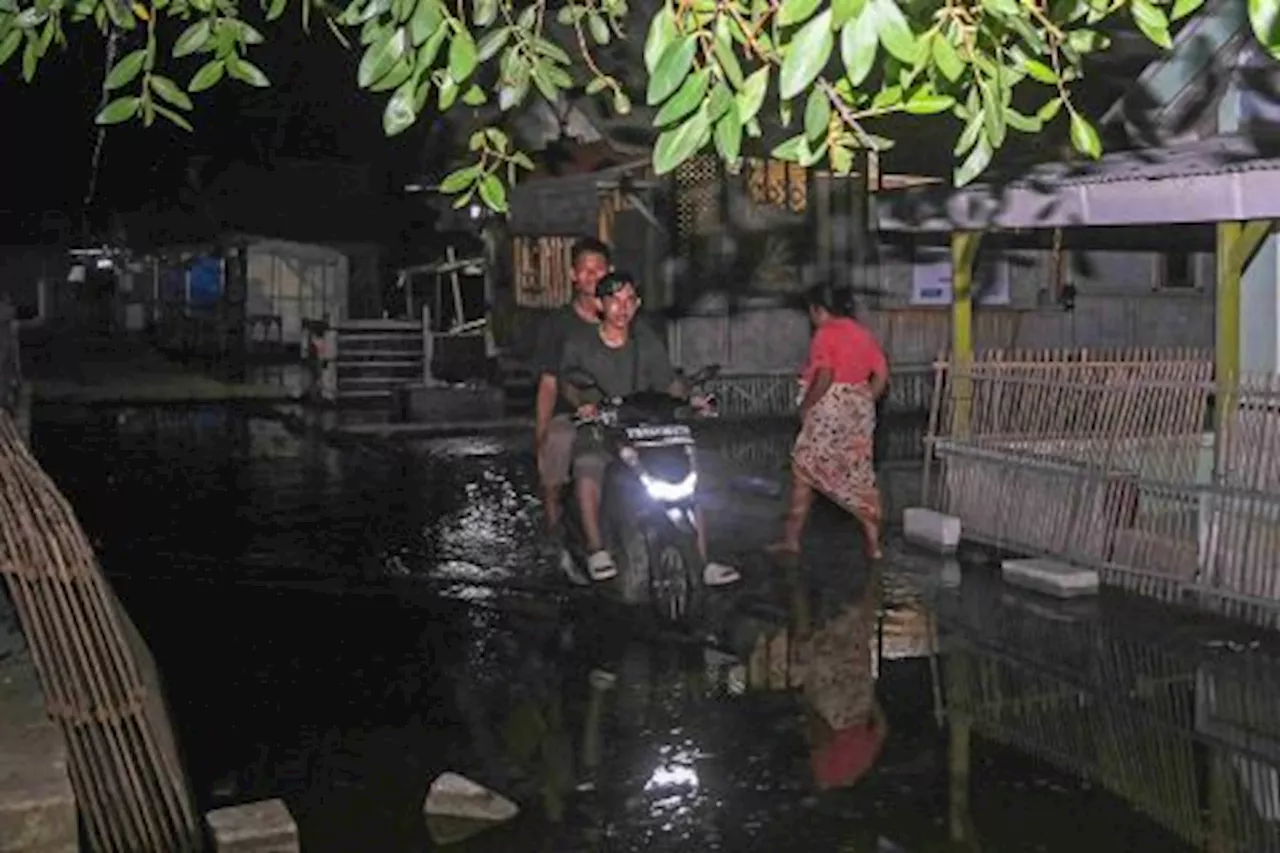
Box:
801 317 888 386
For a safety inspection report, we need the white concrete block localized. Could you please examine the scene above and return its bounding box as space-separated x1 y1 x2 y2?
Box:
1001 557 1099 599
206 799 299 853
903 507 961 553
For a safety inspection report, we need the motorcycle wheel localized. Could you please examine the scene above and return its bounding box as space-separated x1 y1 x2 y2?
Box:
648 538 702 627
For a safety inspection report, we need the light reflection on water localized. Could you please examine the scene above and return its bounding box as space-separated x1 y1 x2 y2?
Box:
31 404 1265 853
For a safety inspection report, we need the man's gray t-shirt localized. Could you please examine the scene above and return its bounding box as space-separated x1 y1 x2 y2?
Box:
558 322 677 401
532 305 597 415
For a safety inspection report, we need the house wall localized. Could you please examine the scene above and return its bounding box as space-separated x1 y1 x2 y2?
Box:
245 241 349 345
669 241 1216 374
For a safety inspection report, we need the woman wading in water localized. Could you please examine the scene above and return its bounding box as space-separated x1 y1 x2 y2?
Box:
768 284 890 560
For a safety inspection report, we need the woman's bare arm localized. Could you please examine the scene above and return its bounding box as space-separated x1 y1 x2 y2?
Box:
869 368 889 400
799 367 834 417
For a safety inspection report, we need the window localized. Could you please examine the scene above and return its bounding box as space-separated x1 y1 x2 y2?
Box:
1156 251 1196 290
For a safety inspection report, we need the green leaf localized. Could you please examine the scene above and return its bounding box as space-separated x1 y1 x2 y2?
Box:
266 0 287 21
476 27 509 60
438 73 459 109
149 74 193 109
473 0 496 26
383 80 418 135
954 133 992 186
872 0 915 63
652 105 711 175
1069 110 1101 158
1005 108 1041 132
188 58 224 91
644 5 677 74
1021 56 1057 84
954 112 981 156
711 16 745 87
707 81 734 123
369 55 413 91
735 66 769 123
409 0 441 46
771 133 808 162
713 103 743 162
153 102 194 131
232 20 265 44
478 173 508 212
0 30 20 67
1067 29 1109 53
359 26 407 87
931 32 963 82
1172 0 1204 21
832 0 866 28
1250 0 1280 58
414 77 432 111
647 35 697 106
654 66 710 127
978 77 1005 147
803 88 830 141
418 24 449 68
779 9 832 100
980 0 1019 16
1037 96 1063 122
104 47 146 90
448 28 477 82
588 13 610 44
840 15 877 86
612 88 631 115
95 95 140 124
462 83 486 105
778 0 821 27
1132 0 1172 49
173 19 211 57
903 91 955 114
440 166 477 192
228 59 270 87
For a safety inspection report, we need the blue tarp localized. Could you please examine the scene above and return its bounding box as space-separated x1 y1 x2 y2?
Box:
187 256 223 307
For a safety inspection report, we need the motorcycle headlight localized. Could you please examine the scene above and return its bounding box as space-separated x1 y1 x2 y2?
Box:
640 471 698 502
619 445 639 466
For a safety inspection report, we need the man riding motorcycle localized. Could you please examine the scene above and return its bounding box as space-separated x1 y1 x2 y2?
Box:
557 271 741 588
533 237 611 536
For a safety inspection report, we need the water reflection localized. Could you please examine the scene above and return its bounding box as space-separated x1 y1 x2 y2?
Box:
935 576 1280 852
31 402 1280 852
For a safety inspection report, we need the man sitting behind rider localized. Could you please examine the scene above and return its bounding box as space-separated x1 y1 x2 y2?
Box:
557 271 740 587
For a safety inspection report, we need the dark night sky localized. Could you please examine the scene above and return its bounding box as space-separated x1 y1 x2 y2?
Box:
0 16 438 238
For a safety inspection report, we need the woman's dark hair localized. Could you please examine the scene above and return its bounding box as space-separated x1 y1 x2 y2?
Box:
803 283 857 318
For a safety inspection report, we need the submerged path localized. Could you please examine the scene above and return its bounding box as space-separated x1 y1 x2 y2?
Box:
9 402 1280 852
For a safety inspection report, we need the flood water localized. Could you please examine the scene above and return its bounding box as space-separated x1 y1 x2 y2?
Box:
24 403 1280 852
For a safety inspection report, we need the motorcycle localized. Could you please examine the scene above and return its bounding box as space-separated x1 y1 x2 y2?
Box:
558 364 723 625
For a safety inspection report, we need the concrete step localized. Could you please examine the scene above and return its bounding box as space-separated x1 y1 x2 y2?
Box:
1002 557 1099 599
902 507 961 554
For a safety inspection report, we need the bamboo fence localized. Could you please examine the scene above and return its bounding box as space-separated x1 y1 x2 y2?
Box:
0 412 200 851
916 348 1280 621
512 236 575 309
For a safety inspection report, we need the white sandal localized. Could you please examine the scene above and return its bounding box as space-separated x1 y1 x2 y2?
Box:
703 561 741 587
586 550 617 581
